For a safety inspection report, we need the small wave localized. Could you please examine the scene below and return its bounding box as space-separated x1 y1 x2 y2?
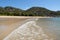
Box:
3 18 54 40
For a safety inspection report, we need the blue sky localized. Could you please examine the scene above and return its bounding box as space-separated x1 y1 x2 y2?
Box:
0 0 60 11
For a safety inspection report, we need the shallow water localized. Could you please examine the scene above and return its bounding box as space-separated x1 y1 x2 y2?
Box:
0 18 60 40
3 18 54 40
37 18 60 40
0 25 7 34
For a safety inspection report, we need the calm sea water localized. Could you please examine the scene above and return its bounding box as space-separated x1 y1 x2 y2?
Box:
37 18 60 40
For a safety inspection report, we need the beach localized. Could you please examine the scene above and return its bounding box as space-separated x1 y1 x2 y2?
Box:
0 16 55 40
0 17 28 40
0 16 52 18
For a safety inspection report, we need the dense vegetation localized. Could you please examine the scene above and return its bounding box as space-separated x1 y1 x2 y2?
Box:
0 6 60 16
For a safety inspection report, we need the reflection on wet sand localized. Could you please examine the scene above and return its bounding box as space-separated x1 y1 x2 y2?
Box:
0 18 27 40
0 18 56 40
3 18 54 40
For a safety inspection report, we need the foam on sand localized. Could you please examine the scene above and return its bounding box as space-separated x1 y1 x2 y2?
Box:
3 18 54 40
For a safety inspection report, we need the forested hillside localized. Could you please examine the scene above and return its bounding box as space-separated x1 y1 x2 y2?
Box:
0 6 60 16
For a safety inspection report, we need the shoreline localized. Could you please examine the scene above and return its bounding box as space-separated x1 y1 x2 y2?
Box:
4 19 53 40
0 17 56 40
0 16 52 18
0 18 28 40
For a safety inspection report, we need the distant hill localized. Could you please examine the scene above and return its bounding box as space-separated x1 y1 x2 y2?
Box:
0 6 24 16
23 7 51 16
0 6 60 16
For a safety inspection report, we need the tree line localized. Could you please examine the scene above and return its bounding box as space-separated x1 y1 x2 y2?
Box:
0 6 60 17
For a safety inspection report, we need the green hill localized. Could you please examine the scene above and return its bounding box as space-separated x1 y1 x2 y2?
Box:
0 6 60 16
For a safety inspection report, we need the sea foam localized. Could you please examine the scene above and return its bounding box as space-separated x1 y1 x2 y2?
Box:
3 18 53 40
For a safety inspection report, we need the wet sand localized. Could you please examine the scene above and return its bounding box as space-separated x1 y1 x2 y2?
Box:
0 16 52 40
3 18 54 40
0 18 28 40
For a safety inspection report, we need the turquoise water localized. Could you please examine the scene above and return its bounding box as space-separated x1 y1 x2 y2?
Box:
37 18 60 40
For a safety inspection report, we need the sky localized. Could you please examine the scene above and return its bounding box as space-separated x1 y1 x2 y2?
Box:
0 0 60 11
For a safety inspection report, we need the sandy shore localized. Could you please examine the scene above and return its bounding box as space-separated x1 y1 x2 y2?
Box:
0 16 52 40
3 20 54 40
0 18 28 40
0 16 52 18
